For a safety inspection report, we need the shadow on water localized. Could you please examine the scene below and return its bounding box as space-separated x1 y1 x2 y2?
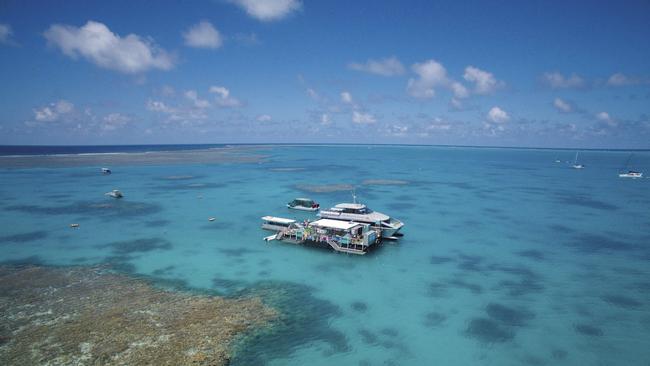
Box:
0 231 48 244
574 323 604 336
230 281 348 365
554 193 619 211
465 318 514 343
97 238 173 255
601 294 642 309
565 233 638 254
5 200 163 218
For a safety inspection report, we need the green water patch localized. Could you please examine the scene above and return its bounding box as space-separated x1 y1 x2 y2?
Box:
554 192 619 211
423 312 447 328
515 249 546 261
485 303 535 327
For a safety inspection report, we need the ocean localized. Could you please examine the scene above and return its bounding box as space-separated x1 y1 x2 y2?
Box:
1 144 649 365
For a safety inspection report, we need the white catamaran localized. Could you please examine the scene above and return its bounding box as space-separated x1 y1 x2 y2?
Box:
619 154 643 178
318 202 404 238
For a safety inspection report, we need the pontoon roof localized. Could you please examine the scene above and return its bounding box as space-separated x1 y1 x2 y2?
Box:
311 219 362 230
261 216 296 224
334 203 366 209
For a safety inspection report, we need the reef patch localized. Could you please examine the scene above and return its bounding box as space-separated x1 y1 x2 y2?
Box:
0 265 276 366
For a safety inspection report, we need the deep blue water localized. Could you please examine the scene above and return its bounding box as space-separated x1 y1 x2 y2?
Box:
1 145 649 365
0 144 228 156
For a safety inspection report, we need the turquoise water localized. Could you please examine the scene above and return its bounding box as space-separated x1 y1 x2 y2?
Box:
1 145 650 365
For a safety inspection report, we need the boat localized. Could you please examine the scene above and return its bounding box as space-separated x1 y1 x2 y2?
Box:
619 154 643 178
619 171 643 178
261 217 379 255
571 152 585 169
105 190 123 199
287 198 320 211
101 168 112 174
261 216 296 231
318 202 404 238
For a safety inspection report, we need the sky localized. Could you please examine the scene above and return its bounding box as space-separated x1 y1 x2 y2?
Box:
1 0 649 148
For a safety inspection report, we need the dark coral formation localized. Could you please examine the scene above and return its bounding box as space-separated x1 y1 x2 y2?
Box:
0 265 276 366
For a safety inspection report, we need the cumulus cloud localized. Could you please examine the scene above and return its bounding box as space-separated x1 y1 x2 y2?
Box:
348 57 405 76
209 85 242 107
541 72 585 89
449 82 469 99
256 114 272 122
184 90 211 108
553 97 572 113
231 0 302 21
605 72 647 87
487 106 510 123
340 91 353 104
596 111 613 123
183 21 222 49
352 111 376 124
44 20 174 74
33 100 75 122
463 66 503 94
0 23 14 45
101 113 130 131
146 100 173 113
407 59 448 98
320 113 330 125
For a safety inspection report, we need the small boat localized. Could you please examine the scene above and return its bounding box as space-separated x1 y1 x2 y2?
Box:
287 198 320 211
619 171 643 178
101 168 112 174
619 154 643 178
69 223 80 228
571 152 585 169
261 216 297 231
208 217 216 221
105 190 123 199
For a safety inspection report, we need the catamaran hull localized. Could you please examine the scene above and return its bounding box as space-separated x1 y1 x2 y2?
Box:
287 205 319 211
619 173 643 178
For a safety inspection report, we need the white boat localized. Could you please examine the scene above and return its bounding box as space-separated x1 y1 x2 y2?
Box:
619 154 643 178
287 198 320 211
261 216 296 231
101 167 112 174
105 189 123 199
619 171 643 178
572 152 585 169
318 202 404 238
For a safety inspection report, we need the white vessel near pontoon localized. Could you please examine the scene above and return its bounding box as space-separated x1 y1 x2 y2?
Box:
318 203 404 238
261 216 297 231
287 198 320 211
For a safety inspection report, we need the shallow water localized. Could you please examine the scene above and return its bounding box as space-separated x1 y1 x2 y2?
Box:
1 145 649 365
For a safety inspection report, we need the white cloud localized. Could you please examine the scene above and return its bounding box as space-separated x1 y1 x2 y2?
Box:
407 59 448 98
0 23 14 44
257 114 272 122
320 113 330 125
352 111 376 124
487 106 510 123
553 97 572 113
596 111 612 122
340 91 353 104
348 57 405 76
146 100 173 113
33 100 75 122
541 72 585 89
44 20 174 74
306 88 319 100
209 85 242 107
450 82 469 99
183 21 222 49
101 113 130 131
605 72 646 87
463 66 502 94
184 90 211 108
231 0 302 21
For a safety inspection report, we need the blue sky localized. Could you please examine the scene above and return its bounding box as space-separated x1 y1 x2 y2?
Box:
1 0 649 148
